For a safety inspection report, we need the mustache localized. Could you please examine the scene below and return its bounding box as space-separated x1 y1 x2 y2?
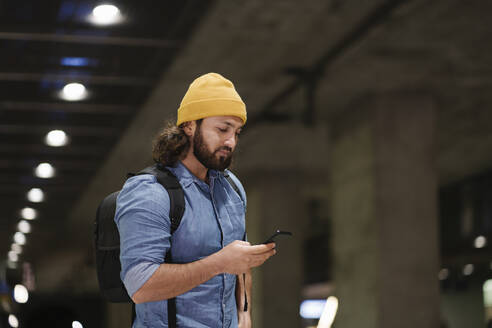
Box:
215 146 233 154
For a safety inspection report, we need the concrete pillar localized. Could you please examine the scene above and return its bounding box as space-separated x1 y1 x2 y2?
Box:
243 172 306 328
330 93 440 328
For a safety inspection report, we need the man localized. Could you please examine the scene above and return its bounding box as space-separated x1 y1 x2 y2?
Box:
115 73 276 328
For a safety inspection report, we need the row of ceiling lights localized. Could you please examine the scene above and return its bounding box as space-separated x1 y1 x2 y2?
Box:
5 3 121 263
4 4 123 328
6 1 122 266
62 4 124 101
7 315 83 328
6 129 69 267
4 285 29 328
7 86 79 263
438 236 489 281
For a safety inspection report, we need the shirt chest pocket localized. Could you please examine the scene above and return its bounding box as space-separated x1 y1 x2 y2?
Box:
223 202 245 240
225 201 245 219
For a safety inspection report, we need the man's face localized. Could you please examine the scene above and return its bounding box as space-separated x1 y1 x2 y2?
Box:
192 116 243 171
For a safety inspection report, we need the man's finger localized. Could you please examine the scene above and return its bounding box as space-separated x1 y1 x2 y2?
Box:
247 243 276 254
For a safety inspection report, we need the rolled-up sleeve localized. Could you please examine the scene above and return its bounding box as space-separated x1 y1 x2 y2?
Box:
115 175 171 297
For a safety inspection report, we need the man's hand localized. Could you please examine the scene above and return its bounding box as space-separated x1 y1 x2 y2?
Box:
216 240 276 275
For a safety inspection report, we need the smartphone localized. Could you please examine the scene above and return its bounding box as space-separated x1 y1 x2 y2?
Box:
263 230 292 244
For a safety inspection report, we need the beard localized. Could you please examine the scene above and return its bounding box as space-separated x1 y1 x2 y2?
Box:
193 124 233 171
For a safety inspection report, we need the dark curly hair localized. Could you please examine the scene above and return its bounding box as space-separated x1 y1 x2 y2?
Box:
152 120 202 166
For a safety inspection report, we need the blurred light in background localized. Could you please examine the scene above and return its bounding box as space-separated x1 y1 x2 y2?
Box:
60 83 88 101
35 162 56 179
463 264 474 276
438 268 449 280
13 284 28 303
7 261 17 269
60 57 90 67
8 251 18 263
11 243 22 254
8 314 19 328
18 220 32 234
317 296 339 328
474 235 487 248
45 130 69 147
21 207 37 220
89 4 123 26
72 321 84 328
27 188 45 202
300 299 326 319
13 232 26 246
483 280 492 307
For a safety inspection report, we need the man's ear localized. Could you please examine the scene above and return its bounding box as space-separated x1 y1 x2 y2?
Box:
182 121 195 137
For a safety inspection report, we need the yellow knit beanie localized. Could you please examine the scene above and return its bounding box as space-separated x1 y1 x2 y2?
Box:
176 73 247 126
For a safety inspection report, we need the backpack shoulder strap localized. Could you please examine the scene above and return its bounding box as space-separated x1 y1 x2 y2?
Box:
223 170 245 206
126 164 183 328
225 175 241 200
135 164 185 234
223 170 247 242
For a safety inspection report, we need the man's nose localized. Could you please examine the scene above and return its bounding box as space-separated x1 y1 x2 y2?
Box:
224 134 236 149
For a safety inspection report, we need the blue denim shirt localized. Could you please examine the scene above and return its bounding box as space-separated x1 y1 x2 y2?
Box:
115 162 246 328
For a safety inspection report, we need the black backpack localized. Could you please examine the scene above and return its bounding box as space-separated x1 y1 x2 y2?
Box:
94 163 241 326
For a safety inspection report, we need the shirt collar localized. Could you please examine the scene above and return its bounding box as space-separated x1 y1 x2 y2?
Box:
167 161 223 187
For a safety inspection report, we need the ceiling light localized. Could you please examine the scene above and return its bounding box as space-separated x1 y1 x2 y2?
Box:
35 162 55 179
27 188 45 202
484 280 492 307
300 299 326 319
72 321 84 328
13 284 29 303
45 130 69 147
21 207 37 220
8 251 18 262
18 220 31 234
474 235 487 248
463 264 474 276
90 4 123 25
61 57 90 67
60 82 88 101
11 243 22 254
438 268 449 280
14 232 26 246
8 314 19 328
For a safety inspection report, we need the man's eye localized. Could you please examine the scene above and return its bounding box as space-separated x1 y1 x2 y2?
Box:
218 128 227 132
